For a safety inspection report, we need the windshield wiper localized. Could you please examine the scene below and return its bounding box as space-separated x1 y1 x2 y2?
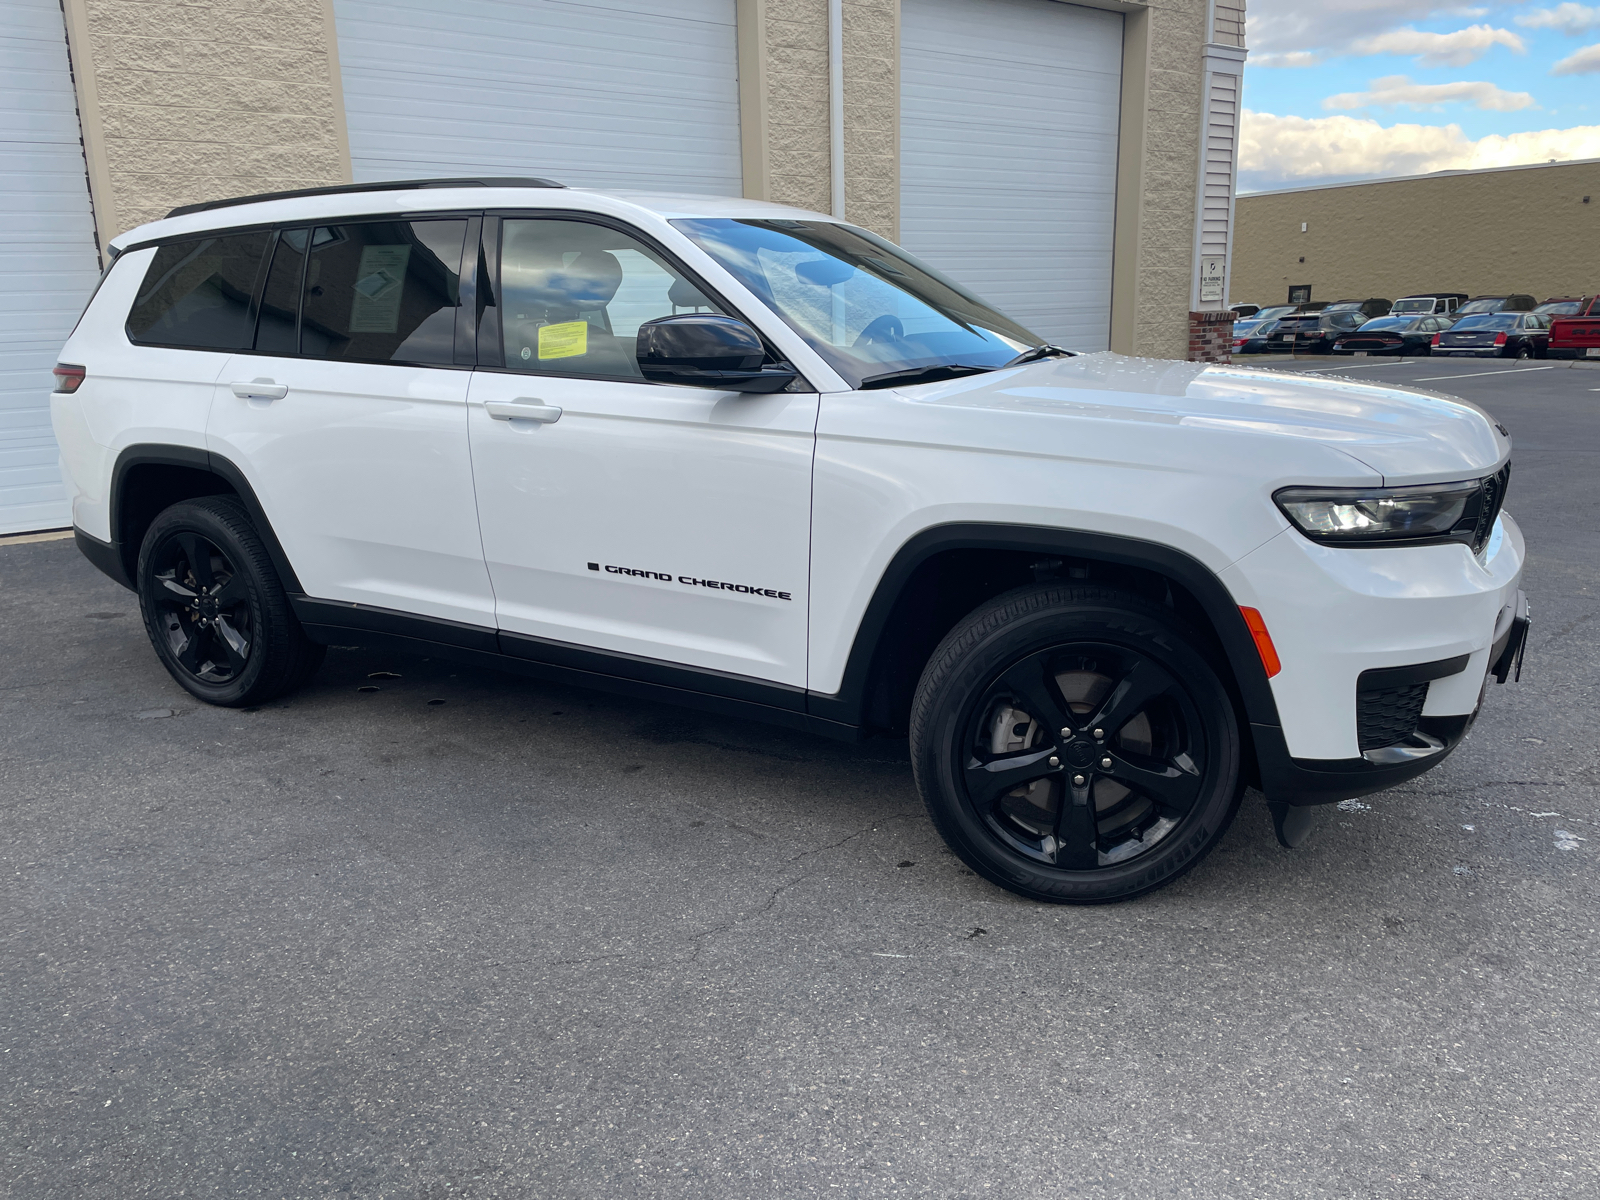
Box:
857 364 995 390
1001 343 1074 368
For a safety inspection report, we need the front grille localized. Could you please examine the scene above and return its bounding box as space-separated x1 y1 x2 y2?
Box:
1357 682 1429 750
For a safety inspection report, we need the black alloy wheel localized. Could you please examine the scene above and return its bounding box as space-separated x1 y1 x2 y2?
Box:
910 585 1243 904
137 497 324 706
1515 343 1531 360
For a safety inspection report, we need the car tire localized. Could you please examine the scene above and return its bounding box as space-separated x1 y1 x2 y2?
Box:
136 496 325 707
1515 344 1531 360
908 584 1244 904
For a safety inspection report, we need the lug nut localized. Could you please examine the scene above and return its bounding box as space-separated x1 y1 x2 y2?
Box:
1048 756 1060 768
1100 756 1113 769
1072 774 1087 787
1092 728 1104 740
1059 726 1072 738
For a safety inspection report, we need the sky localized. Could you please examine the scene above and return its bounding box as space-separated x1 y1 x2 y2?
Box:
1241 1 1600 191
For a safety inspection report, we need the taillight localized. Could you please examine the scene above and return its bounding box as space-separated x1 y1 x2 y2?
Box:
52 364 85 394
1493 332 1507 346
1431 334 1441 346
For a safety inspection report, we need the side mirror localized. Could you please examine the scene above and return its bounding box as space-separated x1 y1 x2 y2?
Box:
636 314 797 393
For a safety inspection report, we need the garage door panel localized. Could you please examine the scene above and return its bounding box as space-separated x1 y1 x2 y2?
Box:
901 0 1122 350
0 0 102 533
334 0 741 194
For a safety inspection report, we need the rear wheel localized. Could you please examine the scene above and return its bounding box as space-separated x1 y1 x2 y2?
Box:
136 497 324 706
1515 344 1531 360
909 585 1243 904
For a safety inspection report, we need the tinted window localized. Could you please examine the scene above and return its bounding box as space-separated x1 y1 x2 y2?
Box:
255 228 310 354
1456 298 1503 315
499 218 727 379
1253 306 1297 320
1454 314 1517 330
298 220 467 364
126 232 270 349
1358 317 1412 331
1537 301 1580 316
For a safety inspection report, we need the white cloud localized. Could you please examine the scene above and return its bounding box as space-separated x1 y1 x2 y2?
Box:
1351 25 1528 67
1323 75 1536 111
1253 51 1324 69
1247 2 1499 57
1516 4 1600 35
1552 42 1600 71
1240 109 1600 188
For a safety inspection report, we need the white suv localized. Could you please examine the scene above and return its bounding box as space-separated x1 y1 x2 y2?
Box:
52 179 1528 903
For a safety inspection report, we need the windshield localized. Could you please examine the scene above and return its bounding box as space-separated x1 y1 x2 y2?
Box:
1537 301 1581 315
1358 316 1418 331
1456 298 1504 314
1453 314 1517 330
673 218 1040 387
1323 302 1364 312
1390 299 1433 314
1253 305 1298 319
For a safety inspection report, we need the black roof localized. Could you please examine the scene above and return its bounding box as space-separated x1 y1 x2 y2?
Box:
165 177 565 219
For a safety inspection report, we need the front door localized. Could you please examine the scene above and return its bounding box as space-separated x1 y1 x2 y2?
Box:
466 215 816 687
208 218 495 628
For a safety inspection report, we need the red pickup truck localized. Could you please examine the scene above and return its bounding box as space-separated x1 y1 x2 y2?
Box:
1547 295 1600 358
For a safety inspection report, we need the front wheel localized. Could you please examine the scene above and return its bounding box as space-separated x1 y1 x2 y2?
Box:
136 496 324 706
909 585 1243 904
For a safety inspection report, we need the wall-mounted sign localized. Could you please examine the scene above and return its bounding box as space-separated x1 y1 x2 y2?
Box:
1287 284 1312 305
1199 256 1226 303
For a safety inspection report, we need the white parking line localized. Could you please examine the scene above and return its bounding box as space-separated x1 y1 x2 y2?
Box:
1302 361 1412 371
1406 366 1557 382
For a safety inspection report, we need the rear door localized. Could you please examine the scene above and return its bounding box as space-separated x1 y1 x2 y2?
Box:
208 216 496 629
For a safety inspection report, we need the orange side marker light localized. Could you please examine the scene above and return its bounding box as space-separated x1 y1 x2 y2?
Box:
1239 606 1282 678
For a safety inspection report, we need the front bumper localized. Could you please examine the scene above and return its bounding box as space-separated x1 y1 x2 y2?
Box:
1223 513 1526 805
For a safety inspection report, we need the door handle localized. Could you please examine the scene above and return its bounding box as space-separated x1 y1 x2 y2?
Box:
231 379 288 401
485 400 562 424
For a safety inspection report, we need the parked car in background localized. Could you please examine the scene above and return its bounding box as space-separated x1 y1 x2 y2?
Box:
1533 296 1591 317
1231 318 1279 354
1390 293 1467 317
1434 312 1549 358
1266 307 1368 354
1321 298 1393 320
1230 303 1260 318
1332 314 1453 357
1455 294 1537 316
1546 295 1600 358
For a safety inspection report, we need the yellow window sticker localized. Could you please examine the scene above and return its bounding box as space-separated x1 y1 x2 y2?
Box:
538 321 588 360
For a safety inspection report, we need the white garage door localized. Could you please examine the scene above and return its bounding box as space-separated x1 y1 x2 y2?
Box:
334 0 742 195
900 0 1122 350
0 0 102 534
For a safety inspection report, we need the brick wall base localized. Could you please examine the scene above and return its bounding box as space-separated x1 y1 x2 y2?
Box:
1187 310 1233 364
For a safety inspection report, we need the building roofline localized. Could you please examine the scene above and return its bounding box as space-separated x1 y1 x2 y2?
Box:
1240 155 1600 199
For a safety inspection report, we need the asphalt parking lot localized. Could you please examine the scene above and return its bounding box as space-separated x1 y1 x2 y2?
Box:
4 356 1597 1199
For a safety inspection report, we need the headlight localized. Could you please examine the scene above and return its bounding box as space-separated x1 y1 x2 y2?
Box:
1274 475 1503 548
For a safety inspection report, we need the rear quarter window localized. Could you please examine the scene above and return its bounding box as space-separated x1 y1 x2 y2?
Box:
126 232 270 349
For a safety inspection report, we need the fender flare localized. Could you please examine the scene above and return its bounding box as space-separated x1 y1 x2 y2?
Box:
805 523 1285 735
105 443 304 594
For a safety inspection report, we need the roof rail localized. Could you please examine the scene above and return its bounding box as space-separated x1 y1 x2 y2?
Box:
165 177 565 220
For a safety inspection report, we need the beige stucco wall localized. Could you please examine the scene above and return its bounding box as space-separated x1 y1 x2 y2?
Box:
63 0 350 240
1232 160 1600 307
1126 0 1212 359
740 0 898 240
